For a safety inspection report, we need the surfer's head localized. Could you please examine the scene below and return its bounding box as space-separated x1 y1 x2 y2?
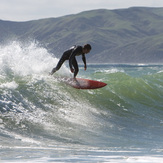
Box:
83 44 91 54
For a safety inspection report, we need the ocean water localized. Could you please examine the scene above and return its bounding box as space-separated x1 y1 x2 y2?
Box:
0 41 163 162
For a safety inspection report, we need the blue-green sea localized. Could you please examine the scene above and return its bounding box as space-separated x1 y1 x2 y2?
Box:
0 42 163 162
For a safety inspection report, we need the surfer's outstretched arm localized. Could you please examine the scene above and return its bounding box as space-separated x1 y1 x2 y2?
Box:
82 54 87 70
72 58 79 78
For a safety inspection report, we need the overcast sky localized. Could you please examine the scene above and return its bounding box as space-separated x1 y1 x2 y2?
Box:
1 0 163 21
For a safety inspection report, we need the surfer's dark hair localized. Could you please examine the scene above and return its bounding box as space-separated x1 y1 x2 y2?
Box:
84 44 91 50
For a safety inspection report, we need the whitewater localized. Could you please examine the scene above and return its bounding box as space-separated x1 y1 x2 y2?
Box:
0 41 163 162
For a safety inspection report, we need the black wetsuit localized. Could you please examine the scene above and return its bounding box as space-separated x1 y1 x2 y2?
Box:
51 46 86 78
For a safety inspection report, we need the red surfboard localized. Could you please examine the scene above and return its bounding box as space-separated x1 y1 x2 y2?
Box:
59 77 107 89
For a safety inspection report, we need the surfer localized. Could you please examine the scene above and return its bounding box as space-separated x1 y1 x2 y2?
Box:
50 44 91 78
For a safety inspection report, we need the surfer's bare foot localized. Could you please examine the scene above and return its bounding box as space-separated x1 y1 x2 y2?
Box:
73 77 77 82
73 78 80 86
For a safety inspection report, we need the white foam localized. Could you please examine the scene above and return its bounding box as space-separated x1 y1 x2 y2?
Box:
0 41 70 76
1 154 162 163
96 68 124 74
0 81 18 89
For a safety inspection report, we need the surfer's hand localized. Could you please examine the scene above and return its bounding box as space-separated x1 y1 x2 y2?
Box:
84 65 87 71
70 68 74 73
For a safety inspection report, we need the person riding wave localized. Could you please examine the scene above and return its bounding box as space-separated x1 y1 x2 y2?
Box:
50 44 91 78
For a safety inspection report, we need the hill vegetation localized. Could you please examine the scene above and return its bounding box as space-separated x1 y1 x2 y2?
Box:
0 7 163 63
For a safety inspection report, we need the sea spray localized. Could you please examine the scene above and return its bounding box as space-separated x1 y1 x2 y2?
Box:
0 41 69 76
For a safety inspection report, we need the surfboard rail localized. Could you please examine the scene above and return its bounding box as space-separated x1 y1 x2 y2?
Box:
58 77 107 89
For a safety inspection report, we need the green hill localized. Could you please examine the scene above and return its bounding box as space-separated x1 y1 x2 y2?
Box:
0 7 163 63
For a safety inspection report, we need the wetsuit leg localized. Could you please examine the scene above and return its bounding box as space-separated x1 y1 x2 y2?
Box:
71 57 79 78
51 52 69 75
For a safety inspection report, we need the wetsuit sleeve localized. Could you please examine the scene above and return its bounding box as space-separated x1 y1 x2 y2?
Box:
69 46 82 69
82 54 86 66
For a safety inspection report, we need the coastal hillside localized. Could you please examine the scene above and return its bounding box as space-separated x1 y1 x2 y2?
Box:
0 7 163 63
